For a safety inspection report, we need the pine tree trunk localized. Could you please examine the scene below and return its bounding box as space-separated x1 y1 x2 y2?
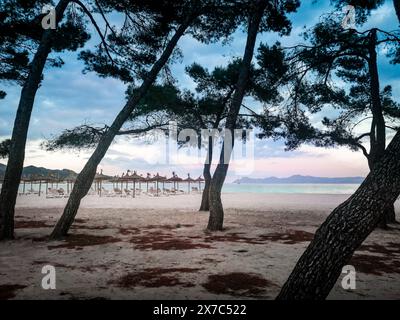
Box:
50 18 193 240
199 164 212 211
394 0 400 23
199 136 213 211
366 28 397 228
367 29 386 166
0 0 70 240
389 0 400 227
208 162 229 230
385 202 397 223
378 202 397 228
207 1 267 231
277 131 400 300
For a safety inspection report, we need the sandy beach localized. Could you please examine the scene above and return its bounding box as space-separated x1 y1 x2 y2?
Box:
1 193 399 300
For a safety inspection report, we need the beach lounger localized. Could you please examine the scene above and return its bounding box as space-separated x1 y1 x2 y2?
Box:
147 187 160 197
100 188 113 197
163 188 172 196
130 188 141 196
87 187 97 196
46 188 63 198
58 188 69 198
114 188 126 197
26 188 39 195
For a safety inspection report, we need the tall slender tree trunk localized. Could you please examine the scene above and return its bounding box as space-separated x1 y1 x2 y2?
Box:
367 28 397 226
207 1 267 231
50 18 193 240
199 138 213 211
367 28 386 165
277 130 400 300
394 0 400 23
0 0 70 240
199 91 231 212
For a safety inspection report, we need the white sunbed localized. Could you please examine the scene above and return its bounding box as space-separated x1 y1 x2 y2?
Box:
146 187 161 197
101 188 117 197
114 188 126 197
130 188 142 196
87 187 97 196
46 188 63 199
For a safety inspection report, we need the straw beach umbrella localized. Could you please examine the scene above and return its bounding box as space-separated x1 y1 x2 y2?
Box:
43 174 56 196
119 170 140 196
20 175 28 194
94 169 111 197
119 171 130 192
150 173 166 196
46 174 56 191
21 175 32 195
130 171 142 198
27 175 34 193
109 175 120 190
32 174 47 196
184 173 195 193
24 174 43 195
65 173 77 194
144 173 152 193
166 172 183 192
195 176 205 192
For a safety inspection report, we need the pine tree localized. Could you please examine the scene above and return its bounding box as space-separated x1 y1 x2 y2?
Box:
0 0 90 240
277 0 400 300
280 10 400 226
49 0 248 239
207 0 299 231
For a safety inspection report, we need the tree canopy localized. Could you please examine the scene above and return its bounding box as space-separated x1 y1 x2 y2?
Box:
0 139 10 159
272 12 400 168
0 0 90 95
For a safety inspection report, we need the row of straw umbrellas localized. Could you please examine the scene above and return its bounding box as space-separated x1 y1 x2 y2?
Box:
95 170 204 197
11 173 78 197
6 170 204 198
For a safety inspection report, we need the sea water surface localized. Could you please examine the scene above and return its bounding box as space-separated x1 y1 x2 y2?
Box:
222 183 360 194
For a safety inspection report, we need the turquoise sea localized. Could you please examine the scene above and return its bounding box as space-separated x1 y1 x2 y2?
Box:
222 183 360 194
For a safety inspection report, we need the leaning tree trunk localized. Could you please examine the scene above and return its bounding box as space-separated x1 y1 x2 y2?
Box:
207 1 267 231
199 138 213 211
0 0 70 240
379 203 397 227
50 18 193 240
277 130 400 300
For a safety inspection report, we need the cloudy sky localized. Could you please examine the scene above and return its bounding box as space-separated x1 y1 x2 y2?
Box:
1 0 399 181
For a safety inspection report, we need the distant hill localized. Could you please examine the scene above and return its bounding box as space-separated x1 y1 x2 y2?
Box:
0 163 77 179
233 175 364 184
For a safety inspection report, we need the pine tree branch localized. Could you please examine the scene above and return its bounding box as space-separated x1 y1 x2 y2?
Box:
71 0 115 65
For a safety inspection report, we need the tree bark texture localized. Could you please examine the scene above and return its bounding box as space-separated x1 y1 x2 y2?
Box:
277 131 400 300
0 0 70 240
199 137 213 211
